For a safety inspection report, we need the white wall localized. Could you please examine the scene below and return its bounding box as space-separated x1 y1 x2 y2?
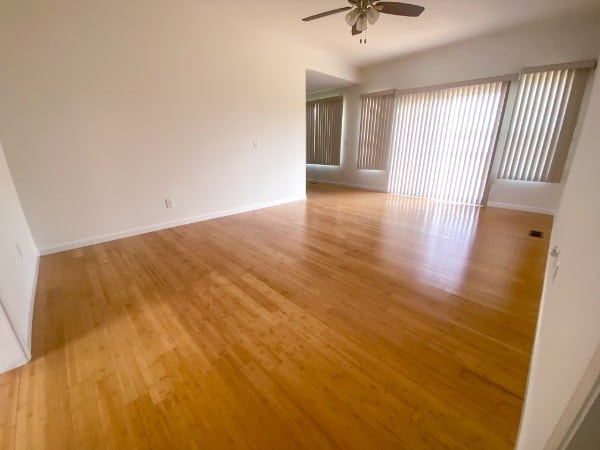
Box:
0 0 357 253
0 309 27 374
0 138 38 372
516 57 600 449
307 12 600 211
487 179 565 215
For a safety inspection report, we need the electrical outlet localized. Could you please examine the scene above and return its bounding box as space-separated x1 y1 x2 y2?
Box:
252 139 259 150
165 197 175 209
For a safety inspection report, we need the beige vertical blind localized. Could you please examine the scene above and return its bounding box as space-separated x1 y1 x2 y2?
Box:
306 96 343 165
357 91 396 170
388 80 509 205
498 66 592 183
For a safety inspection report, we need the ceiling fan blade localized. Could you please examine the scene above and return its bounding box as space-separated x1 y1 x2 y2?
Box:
302 7 352 22
351 24 361 35
374 2 424 17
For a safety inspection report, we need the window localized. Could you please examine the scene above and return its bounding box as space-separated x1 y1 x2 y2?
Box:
497 63 593 183
387 78 510 205
306 96 343 166
357 91 396 170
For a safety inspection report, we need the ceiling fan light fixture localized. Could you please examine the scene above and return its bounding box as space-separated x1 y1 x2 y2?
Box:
344 9 360 26
366 6 380 25
301 1 425 42
356 14 368 32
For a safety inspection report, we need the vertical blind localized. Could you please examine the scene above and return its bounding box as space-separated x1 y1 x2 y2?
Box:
388 80 509 205
306 96 343 165
497 67 590 183
357 91 396 170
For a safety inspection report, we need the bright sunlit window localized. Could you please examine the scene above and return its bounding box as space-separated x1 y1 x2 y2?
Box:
387 80 509 205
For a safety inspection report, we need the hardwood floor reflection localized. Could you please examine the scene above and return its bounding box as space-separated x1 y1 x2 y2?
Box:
0 183 553 449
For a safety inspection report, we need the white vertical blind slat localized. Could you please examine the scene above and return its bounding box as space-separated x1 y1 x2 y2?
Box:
306 97 343 165
357 93 396 170
542 71 573 180
387 81 508 205
498 67 586 182
530 71 561 181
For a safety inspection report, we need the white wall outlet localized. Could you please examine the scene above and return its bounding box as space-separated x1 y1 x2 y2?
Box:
252 139 259 150
165 197 175 209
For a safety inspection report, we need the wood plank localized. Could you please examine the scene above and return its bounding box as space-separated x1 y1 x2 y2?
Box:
0 183 552 449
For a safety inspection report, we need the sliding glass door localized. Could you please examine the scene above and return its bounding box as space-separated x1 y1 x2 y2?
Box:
387 80 509 205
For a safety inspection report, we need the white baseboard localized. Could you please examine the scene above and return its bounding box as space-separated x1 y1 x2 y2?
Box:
487 201 555 216
39 195 306 255
308 179 386 193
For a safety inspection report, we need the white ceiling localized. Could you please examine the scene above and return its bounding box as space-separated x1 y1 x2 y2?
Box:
306 69 356 94
219 0 600 67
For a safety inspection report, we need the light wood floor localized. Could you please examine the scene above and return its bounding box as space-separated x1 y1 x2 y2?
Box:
0 184 553 449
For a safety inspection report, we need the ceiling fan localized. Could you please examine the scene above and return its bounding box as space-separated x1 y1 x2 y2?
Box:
302 0 424 42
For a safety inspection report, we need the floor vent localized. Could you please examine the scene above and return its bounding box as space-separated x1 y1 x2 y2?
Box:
529 230 544 238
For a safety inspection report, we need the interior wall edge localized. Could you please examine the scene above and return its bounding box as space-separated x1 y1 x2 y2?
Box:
0 297 28 375
0 136 39 368
23 254 40 360
2 254 39 361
